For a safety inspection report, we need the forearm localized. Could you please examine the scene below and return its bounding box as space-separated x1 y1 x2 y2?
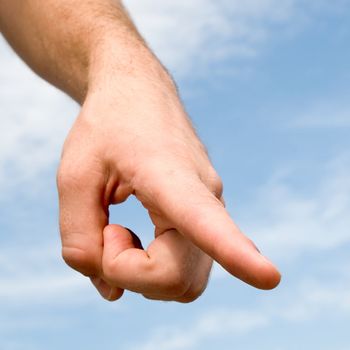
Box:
0 0 172 103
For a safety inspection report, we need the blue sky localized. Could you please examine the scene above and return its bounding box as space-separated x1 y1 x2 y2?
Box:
0 0 350 349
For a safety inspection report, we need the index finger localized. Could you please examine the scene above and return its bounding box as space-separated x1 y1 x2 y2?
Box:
138 173 281 290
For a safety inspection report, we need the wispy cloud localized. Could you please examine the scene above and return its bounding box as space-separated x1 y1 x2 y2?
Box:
125 0 298 76
291 112 350 129
208 152 350 283
128 260 350 350
127 308 268 350
0 243 91 306
0 38 76 194
125 0 350 77
240 154 350 260
287 99 350 129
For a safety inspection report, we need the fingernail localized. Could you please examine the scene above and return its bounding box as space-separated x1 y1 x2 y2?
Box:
125 227 144 249
259 254 282 276
90 277 113 300
253 243 261 254
249 239 261 253
107 286 124 301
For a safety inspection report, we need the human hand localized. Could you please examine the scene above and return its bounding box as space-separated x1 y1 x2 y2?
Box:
57 59 280 303
0 0 280 302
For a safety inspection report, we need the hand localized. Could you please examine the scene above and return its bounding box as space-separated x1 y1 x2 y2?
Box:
0 0 280 302
57 69 281 303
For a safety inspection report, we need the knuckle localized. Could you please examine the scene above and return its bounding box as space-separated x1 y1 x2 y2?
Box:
62 245 99 277
57 165 86 192
160 268 191 297
178 283 207 303
206 169 223 199
102 259 119 283
57 156 103 194
142 294 159 301
178 293 200 304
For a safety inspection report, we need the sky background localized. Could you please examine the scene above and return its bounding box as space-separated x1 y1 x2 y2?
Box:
1 0 350 349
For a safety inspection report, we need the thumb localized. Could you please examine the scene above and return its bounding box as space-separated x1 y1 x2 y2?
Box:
103 224 143 257
101 224 140 297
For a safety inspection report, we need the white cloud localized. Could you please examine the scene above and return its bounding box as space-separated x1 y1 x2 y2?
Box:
0 243 91 306
0 241 125 336
209 153 350 283
128 308 268 350
124 0 298 76
0 37 77 194
124 0 350 76
291 112 350 129
235 153 350 261
279 279 350 322
128 261 350 350
287 99 350 129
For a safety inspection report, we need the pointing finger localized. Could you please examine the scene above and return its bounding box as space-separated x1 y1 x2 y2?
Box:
137 173 281 290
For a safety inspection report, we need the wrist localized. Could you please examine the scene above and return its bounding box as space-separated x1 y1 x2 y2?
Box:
86 32 176 101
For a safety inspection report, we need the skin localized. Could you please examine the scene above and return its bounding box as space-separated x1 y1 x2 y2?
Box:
0 0 281 302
